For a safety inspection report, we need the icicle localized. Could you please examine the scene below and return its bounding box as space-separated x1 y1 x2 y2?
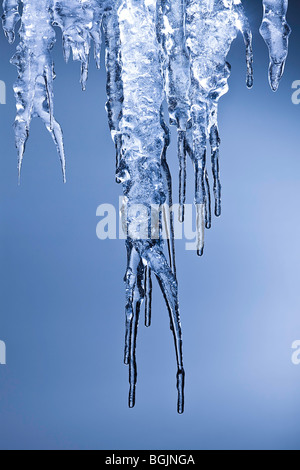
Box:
124 241 144 408
178 130 187 223
103 4 123 182
209 119 221 218
260 0 291 91
53 0 104 91
235 0 254 89
157 0 190 223
144 265 152 328
192 107 207 256
3 0 66 182
185 0 253 255
140 241 185 414
160 114 177 278
204 169 212 229
2 0 20 44
115 0 184 413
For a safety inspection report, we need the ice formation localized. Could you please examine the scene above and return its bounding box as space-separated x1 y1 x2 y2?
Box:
260 0 291 91
1 0 291 413
2 0 66 183
158 0 254 256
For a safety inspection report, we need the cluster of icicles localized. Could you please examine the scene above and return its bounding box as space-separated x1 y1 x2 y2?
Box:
2 0 291 413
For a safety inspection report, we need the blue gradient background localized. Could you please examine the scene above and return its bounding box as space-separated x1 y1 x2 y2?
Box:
0 1 300 450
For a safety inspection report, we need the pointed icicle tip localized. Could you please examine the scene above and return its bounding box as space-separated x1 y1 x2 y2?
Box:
177 369 185 414
247 74 254 90
4 30 15 44
17 142 25 186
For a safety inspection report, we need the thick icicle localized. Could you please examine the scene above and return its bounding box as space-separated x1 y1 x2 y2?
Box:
3 0 66 182
260 0 291 91
114 0 185 413
185 0 253 255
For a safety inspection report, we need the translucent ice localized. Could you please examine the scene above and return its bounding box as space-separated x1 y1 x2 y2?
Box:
2 0 20 44
53 0 105 90
115 0 185 413
260 0 291 91
2 0 66 182
102 1 123 180
163 0 253 255
1 0 292 414
157 0 190 222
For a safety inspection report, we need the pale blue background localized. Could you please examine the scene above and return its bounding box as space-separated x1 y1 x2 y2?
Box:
0 1 300 450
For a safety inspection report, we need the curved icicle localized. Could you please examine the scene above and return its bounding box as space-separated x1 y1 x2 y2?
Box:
260 0 291 91
138 241 185 414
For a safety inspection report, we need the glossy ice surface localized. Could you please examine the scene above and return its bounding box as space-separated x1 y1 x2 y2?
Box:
1 0 290 413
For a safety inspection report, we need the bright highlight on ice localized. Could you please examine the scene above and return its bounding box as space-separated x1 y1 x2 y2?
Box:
2 0 291 413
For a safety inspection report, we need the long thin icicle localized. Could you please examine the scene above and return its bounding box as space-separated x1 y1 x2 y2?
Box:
260 0 291 91
144 265 152 328
103 2 123 182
